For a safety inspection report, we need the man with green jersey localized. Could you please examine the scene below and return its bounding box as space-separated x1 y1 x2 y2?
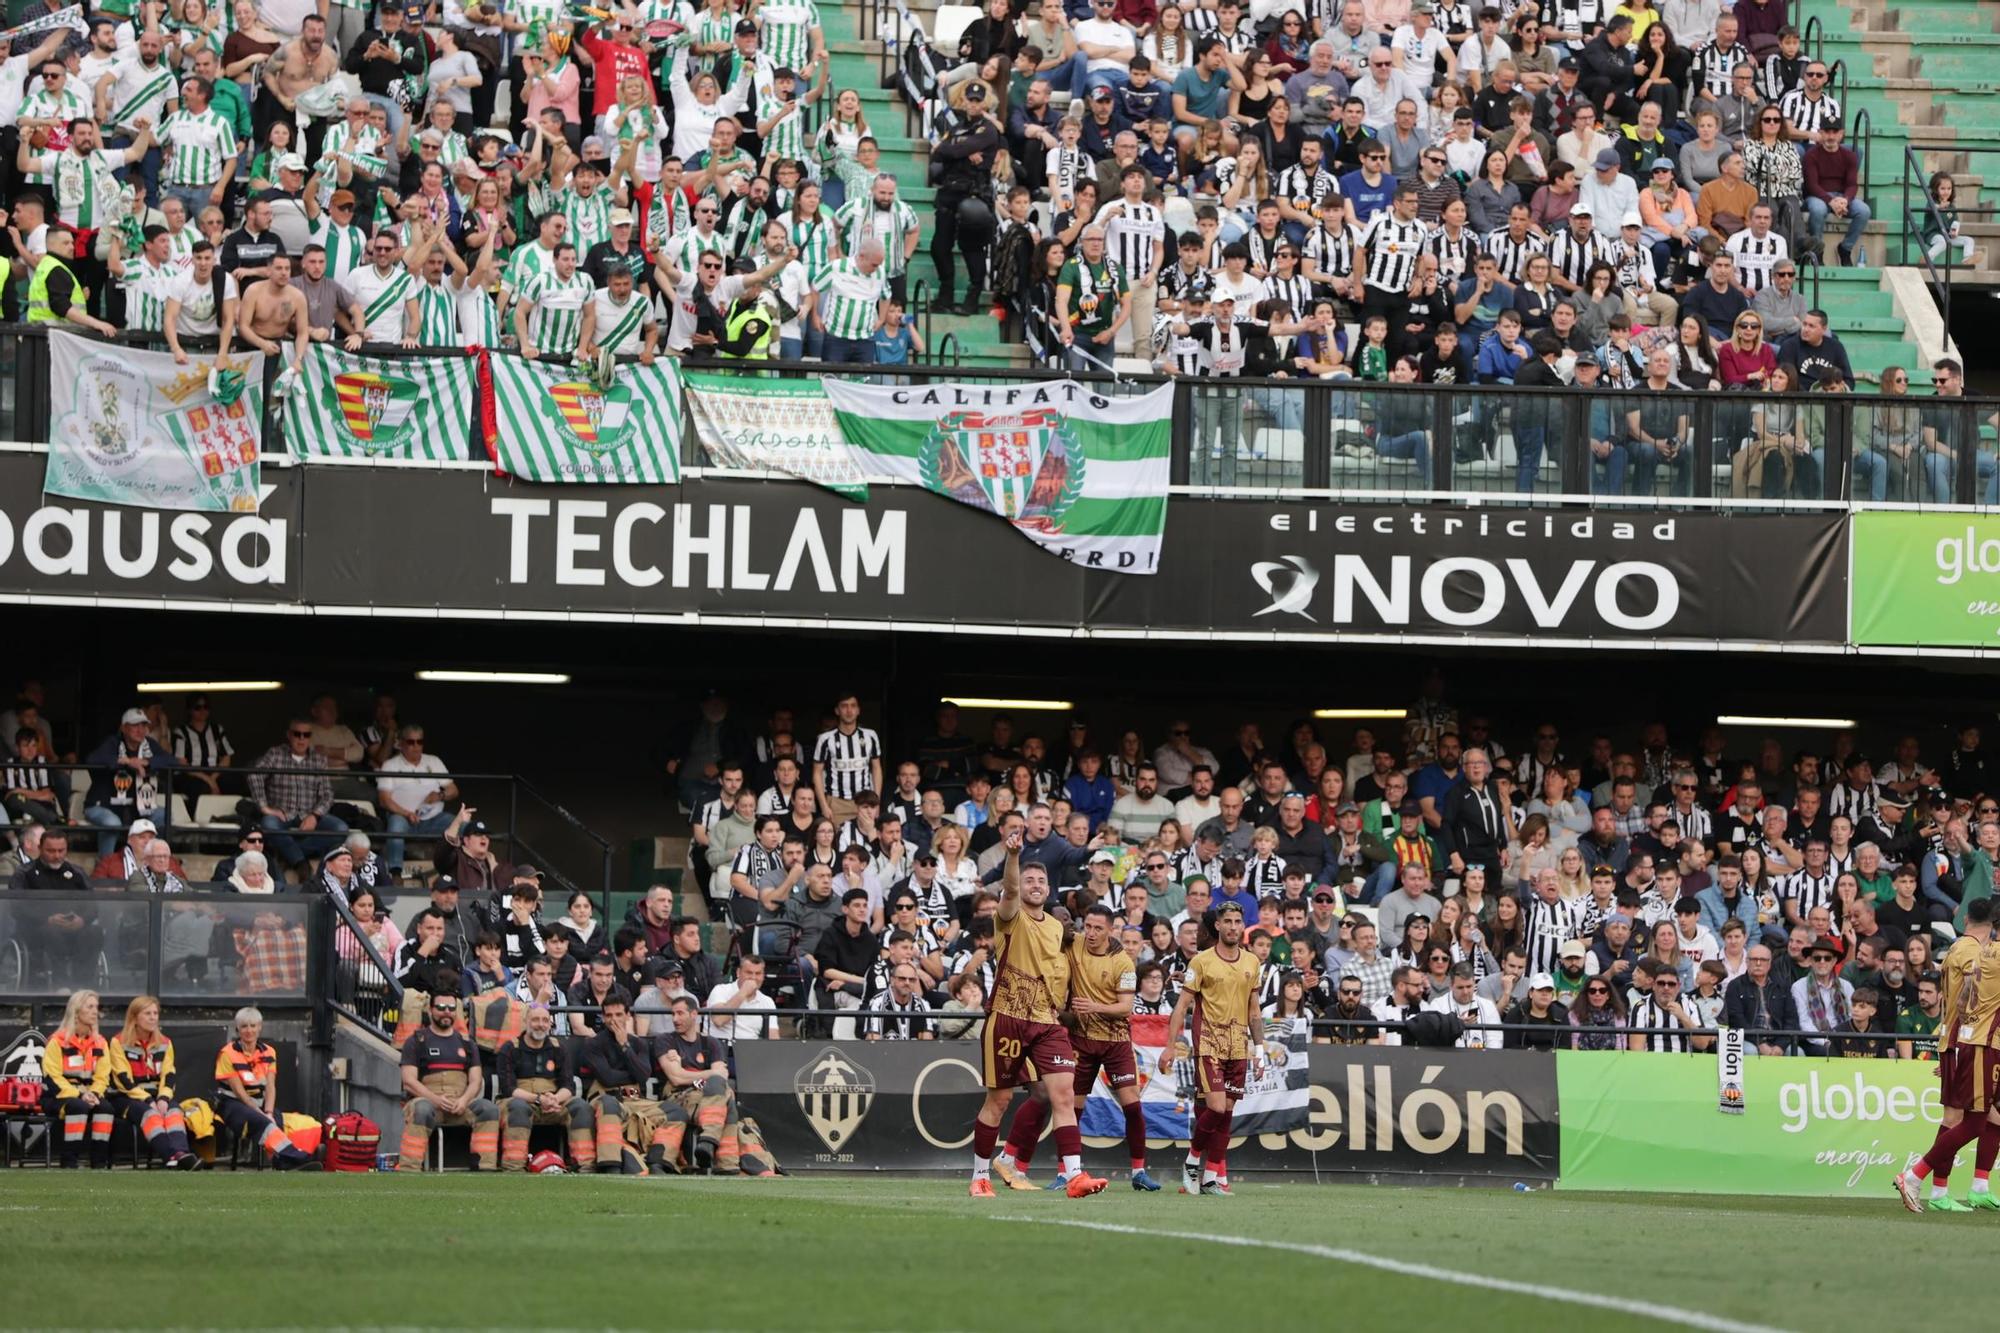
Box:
515 242 594 360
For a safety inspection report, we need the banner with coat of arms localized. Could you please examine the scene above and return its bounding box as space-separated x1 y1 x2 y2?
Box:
282 346 481 462
484 352 684 484
45 331 265 512
822 378 1174 574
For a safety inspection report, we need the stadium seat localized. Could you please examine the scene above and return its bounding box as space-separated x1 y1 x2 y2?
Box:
194 794 241 826
167 795 193 834
929 4 979 53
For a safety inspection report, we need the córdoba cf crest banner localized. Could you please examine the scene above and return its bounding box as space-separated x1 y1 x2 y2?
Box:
821 378 1173 575
283 346 480 462
45 330 265 512
486 352 683 484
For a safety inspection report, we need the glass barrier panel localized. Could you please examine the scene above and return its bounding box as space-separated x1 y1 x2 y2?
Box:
1333 383 1434 497
1447 388 1568 497
160 897 311 1000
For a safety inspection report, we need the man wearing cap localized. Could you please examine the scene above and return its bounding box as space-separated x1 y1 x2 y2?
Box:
1533 57 1587 134
80 709 178 857
85 816 177 881
1611 209 1678 327
1791 934 1854 1057
929 80 1002 314
583 206 652 293
1578 148 1638 242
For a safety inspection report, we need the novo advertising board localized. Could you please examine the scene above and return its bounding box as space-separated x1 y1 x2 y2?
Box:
0 453 298 603
1851 511 2000 647
1556 1052 1949 1197
293 469 1847 645
734 1042 1557 1181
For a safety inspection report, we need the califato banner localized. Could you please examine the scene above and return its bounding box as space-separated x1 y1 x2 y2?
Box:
0 453 298 602
1556 1052 1951 1197
735 1042 1558 1180
1850 512 2000 647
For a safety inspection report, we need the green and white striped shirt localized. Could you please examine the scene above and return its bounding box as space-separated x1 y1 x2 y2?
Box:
667 225 728 273
18 87 91 184
121 255 178 333
786 211 835 284
343 263 418 343
757 95 807 164
690 8 737 73
520 270 594 354
503 240 559 297
307 215 368 283
815 258 884 339
435 129 469 169
834 197 920 278
161 106 237 187
103 56 177 133
414 276 461 347
588 287 652 355
166 222 200 271
558 186 613 255
457 281 503 346
757 0 821 71
33 147 124 228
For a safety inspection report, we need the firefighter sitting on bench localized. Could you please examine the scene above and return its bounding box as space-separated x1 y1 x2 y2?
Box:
651 992 778 1176
495 1002 595 1171
396 989 501 1170
574 987 673 1175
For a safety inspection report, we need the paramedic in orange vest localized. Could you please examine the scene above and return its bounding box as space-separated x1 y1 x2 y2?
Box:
107 994 200 1170
42 989 112 1168
213 1005 322 1170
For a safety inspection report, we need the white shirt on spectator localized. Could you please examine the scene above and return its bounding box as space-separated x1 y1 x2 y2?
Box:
378 750 451 821
1074 18 1137 73
704 980 776 1040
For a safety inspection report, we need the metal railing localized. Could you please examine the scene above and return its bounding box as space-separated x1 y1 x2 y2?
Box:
933 330 963 366
24 759 614 911
1900 139 1996 331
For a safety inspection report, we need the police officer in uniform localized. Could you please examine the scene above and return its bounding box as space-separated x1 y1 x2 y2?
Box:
928 81 1001 315
496 1002 595 1171
395 989 501 1171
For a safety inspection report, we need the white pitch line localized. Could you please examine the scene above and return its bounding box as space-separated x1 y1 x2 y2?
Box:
994 1216 1792 1333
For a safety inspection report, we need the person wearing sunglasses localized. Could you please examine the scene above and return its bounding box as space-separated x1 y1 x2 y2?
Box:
247 717 350 877
395 987 501 1171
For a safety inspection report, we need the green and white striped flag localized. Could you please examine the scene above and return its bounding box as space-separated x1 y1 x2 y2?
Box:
822 378 1173 574
487 353 683 484
283 345 479 462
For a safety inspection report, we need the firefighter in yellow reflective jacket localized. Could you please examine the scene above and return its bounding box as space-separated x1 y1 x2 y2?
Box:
107 994 200 1170
213 1006 321 1170
495 1003 595 1170
42 990 112 1168
397 990 501 1170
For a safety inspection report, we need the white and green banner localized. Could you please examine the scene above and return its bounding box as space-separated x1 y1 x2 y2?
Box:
45 330 265 512
684 370 868 499
283 346 480 462
486 353 684 484
821 378 1174 574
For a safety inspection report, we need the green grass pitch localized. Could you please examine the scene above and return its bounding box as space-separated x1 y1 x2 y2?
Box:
0 1173 1983 1330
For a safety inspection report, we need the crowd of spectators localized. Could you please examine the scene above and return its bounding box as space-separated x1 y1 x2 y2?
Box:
10 671 1995 1069
2 0 929 368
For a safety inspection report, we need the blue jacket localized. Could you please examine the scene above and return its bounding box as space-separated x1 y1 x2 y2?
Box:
1064 772 1116 831
1476 332 1526 383
1696 883 1760 939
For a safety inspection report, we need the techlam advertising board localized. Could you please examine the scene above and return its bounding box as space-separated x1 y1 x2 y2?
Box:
737 1044 1558 1182
1557 1053 1950 1197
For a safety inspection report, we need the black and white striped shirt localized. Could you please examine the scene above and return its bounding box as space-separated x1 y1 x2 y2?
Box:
1783 868 1837 920
1161 326 1209 375
1827 781 1881 823
171 721 233 768
1 756 51 794
1483 227 1545 284
1689 40 1752 100
1540 0 1606 37
1360 213 1427 292
1302 220 1359 285
1265 272 1313 317
1524 895 1585 975
1097 198 1165 281
1545 229 1614 288
1275 164 1341 219
1779 89 1843 136
1628 995 1694 1052
1423 225 1480 284
1245 227 1287 277
757 782 801 816
863 989 935 1039
730 841 784 893
813 726 881 801
1670 803 1714 844
1726 228 1787 292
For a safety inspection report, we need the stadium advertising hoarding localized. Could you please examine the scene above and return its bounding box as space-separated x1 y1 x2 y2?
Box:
0 452 1849 646
1850 511 2000 647
0 454 298 602
294 470 1846 644
736 1043 1558 1181
1556 1053 1945 1197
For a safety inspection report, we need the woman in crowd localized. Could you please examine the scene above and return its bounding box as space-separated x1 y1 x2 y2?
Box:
1922 172 1976 266
1464 148 1520 233
43 990 113 1169
563 890 600 950
1569 974 1628 1049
